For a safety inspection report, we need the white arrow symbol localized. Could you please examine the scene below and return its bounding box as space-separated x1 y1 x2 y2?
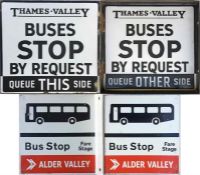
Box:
110 159 120 170
26 159 37 170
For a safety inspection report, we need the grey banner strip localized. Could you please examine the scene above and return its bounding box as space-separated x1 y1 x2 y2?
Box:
105 74 194 89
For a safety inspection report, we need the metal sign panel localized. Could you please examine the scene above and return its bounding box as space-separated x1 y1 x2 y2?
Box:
104 4 198 92
104 95 180 174
1 2 98 93
19 94 100 174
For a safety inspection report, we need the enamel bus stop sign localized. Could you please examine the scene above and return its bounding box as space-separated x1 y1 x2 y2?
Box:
104 95 180 174
104 4 198 93
1 2 98 93
19 94 101 174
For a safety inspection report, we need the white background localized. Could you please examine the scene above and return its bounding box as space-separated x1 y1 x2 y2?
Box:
0 94 199 175
106 6 194 74
2 3 98 76
20 94 96 133
104 95 179 133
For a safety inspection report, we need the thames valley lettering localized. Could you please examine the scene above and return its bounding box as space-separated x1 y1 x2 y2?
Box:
10 8 90 17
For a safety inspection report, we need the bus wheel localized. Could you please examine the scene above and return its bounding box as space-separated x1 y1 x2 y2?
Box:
152 118 160 125
120 118 128 125
36 117 44 125
68 117 76 124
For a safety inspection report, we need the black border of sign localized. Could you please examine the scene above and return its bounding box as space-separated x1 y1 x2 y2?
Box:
0 0 100 93
101 1 199 94
1 0 99 2
0 2 2 76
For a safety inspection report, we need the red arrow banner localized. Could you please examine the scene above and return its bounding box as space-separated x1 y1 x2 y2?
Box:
21 155 95 174
105 155 179 174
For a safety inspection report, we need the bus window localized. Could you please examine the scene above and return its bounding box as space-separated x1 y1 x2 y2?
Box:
147 107 159 113
29 106 34 120
50 106 61 113
77 106 88 113
134 107 145 113
63 106 74 113
120 107 132 113
36 106 47 113
161 107 172 113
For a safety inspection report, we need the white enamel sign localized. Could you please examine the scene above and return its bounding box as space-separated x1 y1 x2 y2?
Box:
20 94 101 174
104 95 180 174
2 2 98 92
105 5 196 90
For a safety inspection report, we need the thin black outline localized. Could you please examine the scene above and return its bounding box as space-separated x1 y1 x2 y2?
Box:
105 133 179 137
0 0 100 93
0 2 3 76
101 2 199 94
20 132 95 137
